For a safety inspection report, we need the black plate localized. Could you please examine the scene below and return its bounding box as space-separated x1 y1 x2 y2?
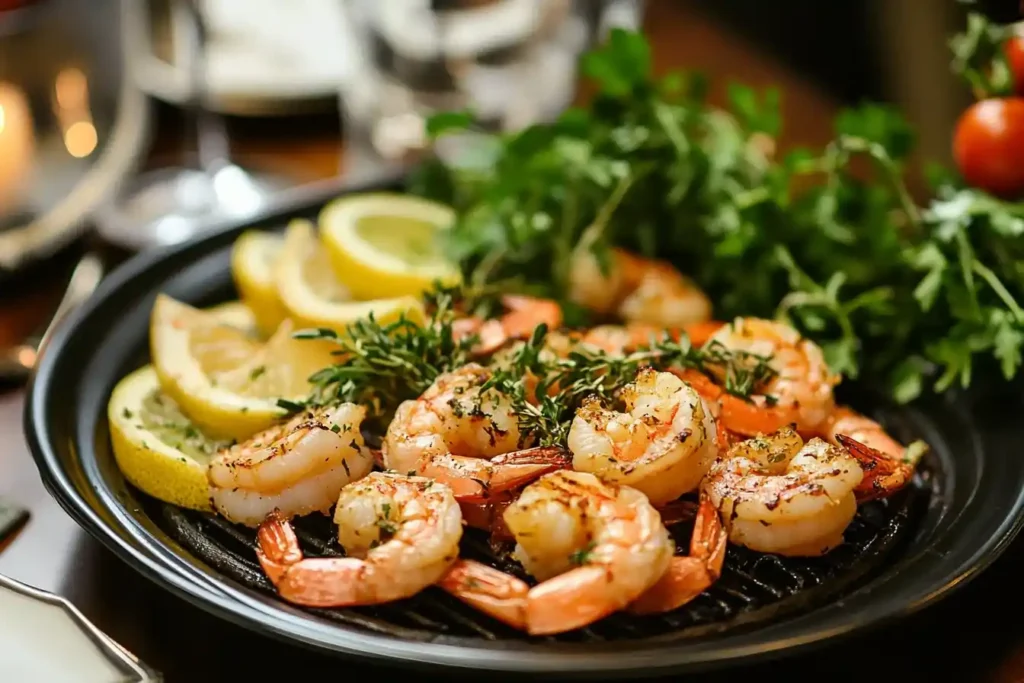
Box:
24 176 1024 678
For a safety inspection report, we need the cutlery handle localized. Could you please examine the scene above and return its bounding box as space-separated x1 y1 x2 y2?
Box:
0 497 29 549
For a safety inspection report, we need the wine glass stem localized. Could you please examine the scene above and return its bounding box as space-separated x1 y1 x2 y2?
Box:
180 0 228 175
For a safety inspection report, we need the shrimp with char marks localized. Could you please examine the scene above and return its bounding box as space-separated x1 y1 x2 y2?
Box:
207 403 374 527
382 363 570 503
256 472 462 606
567 367 719 505
437 471 675 634
700 426 864 557
675 317 839 438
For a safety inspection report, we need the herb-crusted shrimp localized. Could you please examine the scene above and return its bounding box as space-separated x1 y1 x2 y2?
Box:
382 363 569 502
207 403 374 527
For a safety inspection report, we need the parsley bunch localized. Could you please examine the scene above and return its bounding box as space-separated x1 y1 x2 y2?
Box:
411 26 1024 404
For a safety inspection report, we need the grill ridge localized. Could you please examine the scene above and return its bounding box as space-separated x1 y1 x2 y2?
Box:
152 476 925 643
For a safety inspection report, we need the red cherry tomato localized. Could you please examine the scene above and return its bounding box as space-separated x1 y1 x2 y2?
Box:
953 97 1024 198
1009 35 1024 95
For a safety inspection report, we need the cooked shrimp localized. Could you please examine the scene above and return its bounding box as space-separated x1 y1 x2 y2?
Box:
569 247 712 328
256 472 462 606
453 295 563 356
437 470 673 634
691 317 840 435
382 363 570 502
566 367 718 505
700 426 864 556
208 403 374 527
580 321 725 356
821 407 922 502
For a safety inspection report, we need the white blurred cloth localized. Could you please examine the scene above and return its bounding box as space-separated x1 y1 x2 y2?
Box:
195 0 354 96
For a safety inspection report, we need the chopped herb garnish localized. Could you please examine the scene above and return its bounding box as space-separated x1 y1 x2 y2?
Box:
569 541 597 566
481 324 772 447
249 365 266 382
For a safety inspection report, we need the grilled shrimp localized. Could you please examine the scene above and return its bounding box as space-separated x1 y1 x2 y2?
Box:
569 246 712 328
208 403 374 527
683 317 840 436
256 472 463 606
382 364 569 502
453 295 563 356
580 321 725 355
700 426 864 556
566 367 718 505
438 470 674 634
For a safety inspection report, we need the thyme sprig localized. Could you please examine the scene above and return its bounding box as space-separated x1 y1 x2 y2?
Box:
285 284 480 426
482 324 775 448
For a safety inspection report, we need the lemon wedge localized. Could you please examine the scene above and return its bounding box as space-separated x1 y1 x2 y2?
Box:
275 218 426 333
319 193 461 300
108 365 231 511
150 293 337 440
231 230 289 336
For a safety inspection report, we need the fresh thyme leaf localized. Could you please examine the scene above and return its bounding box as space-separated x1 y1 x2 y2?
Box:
484 326 774 448
293 283 481 428
569 541 597 566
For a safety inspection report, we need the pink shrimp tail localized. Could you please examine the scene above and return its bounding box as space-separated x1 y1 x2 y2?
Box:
836 434 915 502
256 512 304 584
427 446 571 504
438 559 529 630
629 495 727 615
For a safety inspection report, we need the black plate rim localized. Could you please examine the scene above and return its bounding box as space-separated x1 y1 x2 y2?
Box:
23 177 1024 676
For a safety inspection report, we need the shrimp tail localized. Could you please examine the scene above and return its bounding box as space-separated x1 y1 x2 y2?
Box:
836 434 916 502
489 445 572 468
459 491 517 542
437 559 529 630
430 446 571 504
526 565 628 635
255 514 369 607
628 496 727 615
255 512 304 584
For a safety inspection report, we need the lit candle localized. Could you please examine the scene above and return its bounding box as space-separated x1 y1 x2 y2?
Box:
0 82 35 213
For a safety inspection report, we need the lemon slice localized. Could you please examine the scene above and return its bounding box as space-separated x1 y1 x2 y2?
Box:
203 300 258 336
319 193 461 300
275 218 426 333
231 230 289 336
108 365 231 511
150 294 337 440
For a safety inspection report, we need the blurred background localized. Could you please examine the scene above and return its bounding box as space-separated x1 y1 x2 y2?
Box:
0 0 1020 384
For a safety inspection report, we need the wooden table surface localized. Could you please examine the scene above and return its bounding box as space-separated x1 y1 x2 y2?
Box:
2 2 1022 681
